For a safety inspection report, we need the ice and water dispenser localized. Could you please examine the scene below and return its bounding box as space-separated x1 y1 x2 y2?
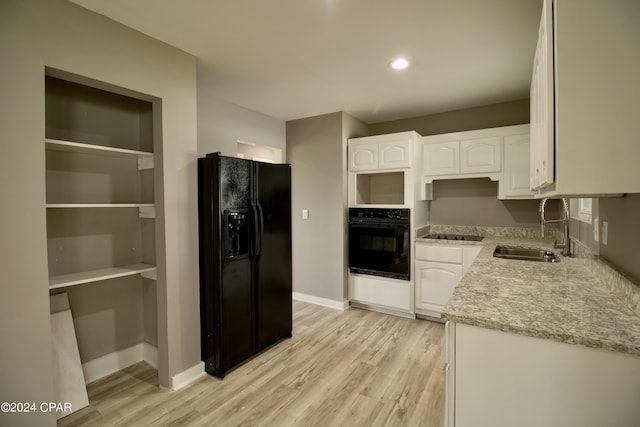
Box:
223 209 249 261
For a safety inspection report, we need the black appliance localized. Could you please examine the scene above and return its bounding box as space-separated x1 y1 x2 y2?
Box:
198 152 292 378
348 208 410 281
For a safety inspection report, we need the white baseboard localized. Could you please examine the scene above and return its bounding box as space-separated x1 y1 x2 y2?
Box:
292 292 348 310
170 362 206 391
82 342 157 384
143 342 158 369
83 343 204 392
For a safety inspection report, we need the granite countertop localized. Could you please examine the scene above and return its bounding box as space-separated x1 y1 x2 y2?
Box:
427 232 640 357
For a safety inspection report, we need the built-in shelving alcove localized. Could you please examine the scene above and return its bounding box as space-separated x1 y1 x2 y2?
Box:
45 72 159 389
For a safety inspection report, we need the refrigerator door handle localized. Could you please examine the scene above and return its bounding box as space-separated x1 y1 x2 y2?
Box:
250 202 259 257
256 202 264 257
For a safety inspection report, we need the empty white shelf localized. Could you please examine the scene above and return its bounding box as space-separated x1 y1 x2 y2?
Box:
49 263 157 290
46 203 155 208
45 138 153 159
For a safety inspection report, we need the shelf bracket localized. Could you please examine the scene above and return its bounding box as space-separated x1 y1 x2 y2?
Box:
138 206 155 218
141 269 157 281
138 156 154 171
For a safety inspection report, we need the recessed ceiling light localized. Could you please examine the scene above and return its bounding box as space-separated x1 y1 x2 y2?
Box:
390 58 409 70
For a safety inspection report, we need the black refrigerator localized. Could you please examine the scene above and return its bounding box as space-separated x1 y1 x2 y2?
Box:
198 152 292 378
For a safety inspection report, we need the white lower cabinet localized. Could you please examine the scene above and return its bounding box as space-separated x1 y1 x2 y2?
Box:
447 322 640 427
415 243 481 318
416 261 462 315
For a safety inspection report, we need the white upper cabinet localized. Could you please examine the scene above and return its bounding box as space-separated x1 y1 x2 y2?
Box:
422 133 502 179
531 0 640 196
379 141 412 169
347 131 422 207
348 131 419 172
421 124 531 200
423 141 460 175
500 133 534 199
349 142 378 171
460 137 501 174
530 0 555 191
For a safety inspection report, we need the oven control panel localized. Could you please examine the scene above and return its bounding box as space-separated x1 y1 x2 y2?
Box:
349 208 409 221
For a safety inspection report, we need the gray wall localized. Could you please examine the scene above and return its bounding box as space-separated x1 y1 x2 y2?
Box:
429 179 546 228
0 2 198 424
568 194 640 283
341 113 370 297
197 94 285 158
287 113 344 302
286 112 366 304
598 194 640 282
569 198 600 255
369 99 530 136
1 3 53 425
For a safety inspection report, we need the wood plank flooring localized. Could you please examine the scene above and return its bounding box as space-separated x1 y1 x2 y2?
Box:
58 301 445 427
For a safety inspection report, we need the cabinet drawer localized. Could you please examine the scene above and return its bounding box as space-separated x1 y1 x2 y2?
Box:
416 244 463 263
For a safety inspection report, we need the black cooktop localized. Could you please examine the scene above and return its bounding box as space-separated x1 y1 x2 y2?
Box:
422 233 484 242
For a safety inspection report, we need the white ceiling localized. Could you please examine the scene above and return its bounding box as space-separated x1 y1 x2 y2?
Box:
69 0 542 124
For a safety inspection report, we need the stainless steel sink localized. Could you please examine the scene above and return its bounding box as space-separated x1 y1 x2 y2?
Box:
493 245 559 262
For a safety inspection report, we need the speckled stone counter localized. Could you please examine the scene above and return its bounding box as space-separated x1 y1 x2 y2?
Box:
419 227 640 356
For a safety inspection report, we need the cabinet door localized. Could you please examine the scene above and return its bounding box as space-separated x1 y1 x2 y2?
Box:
454 324 640 427
530 0 554 190
349 142 378 171
379 140 411 169
502 134 534 198
460 137 501 174
422 141 459 175
415 260 462 313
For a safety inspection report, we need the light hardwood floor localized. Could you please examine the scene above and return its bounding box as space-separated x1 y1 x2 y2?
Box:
59 301 446 426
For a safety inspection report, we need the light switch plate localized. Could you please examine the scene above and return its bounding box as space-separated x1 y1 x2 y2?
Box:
302 209 309 220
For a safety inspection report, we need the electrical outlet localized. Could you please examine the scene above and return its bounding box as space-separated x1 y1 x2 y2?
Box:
602 221 608 245
302 209 309 220
593 218 599 242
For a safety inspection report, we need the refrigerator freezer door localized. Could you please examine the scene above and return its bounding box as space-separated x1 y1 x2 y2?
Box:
217 156 254 374
220 255 253 372
199 154 255 377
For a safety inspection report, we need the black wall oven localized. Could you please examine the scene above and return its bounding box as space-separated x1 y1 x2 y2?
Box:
348 208 410 281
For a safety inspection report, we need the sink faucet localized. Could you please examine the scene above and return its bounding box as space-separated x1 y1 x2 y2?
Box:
539 198 571 257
